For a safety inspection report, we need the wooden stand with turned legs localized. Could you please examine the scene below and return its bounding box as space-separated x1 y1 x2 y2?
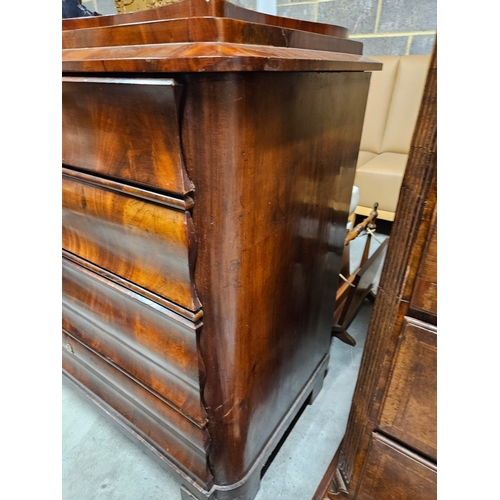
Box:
332 203 389 346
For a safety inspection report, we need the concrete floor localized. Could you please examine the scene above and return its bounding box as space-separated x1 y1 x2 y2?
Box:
62 232 389 500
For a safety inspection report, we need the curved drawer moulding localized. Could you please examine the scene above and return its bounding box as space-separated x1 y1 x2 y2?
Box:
62 174 201 312
62 332 212 487
62 77 193 196
62 257 206 423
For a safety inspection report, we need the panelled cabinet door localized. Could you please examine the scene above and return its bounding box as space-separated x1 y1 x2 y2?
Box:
378 317 437 461
357 433 436 500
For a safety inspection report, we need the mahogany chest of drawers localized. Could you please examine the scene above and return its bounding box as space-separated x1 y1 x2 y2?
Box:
62 2 380 498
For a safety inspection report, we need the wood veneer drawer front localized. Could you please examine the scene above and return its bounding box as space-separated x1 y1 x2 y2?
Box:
62 77 193 195
62 174 201 312
357 433 436 500
379 317 437 460
62 257 204 423
62 331 210 486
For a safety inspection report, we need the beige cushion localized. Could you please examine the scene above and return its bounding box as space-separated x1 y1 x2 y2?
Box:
354 54 432 221
358 56 400 154
381 55 431 154
354 152 408 214
356 150 377 168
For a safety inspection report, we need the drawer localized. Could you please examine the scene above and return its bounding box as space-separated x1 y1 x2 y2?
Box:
62 77 193 196
62 170 201 312
357 433 436 500
379 317 437 460
63 257 205 423
62 331 210 486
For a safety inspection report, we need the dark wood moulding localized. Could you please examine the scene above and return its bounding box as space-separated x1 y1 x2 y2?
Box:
62 0 347 39
62 43 380 73
62 0 381 74
62 17 362 55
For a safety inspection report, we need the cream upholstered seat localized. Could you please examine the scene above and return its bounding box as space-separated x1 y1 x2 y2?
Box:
355 54 431 221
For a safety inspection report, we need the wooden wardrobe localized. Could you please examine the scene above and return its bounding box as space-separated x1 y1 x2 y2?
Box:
315 43 437 500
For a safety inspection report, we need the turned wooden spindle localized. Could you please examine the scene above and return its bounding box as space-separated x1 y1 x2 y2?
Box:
345 202 379 247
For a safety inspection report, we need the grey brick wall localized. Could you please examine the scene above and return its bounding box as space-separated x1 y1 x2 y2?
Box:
254 0 435 56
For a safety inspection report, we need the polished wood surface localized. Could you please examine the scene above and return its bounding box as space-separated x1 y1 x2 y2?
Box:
62 0 348 39
62 77 192 195
62 173 200 312
379 318 437 461
179 70 370 487
62 42 380 73
62 17 361 54
356 433 437 500
62 176 197 311
314 42 437 500
62 3 379 498
63 167 194 211
61 0 381 74
62 331 211 486
63 257 205 422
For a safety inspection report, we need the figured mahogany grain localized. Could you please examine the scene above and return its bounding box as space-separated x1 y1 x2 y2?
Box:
62 77 192 195
180 71 371 486
62 42 381 73
62 174 201 312
62 167 194 211
62 332 211 486
62 3 381 496
63 257 205 423
62 17 361 55
62 0 347 39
